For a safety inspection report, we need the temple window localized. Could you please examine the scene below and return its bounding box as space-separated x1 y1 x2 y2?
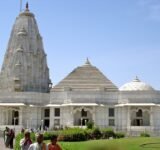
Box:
109 108 114 117
44 109 50 117
54 108 60 117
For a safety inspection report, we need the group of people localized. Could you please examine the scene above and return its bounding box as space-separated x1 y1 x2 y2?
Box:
4 127 15 149
3 126 62 150
20 130 62 150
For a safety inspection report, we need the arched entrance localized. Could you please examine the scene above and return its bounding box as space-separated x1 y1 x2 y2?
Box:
1 107 20 125
73 107 93 126
131 108 150 126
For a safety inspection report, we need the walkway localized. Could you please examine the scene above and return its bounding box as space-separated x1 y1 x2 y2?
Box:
0 137 12 150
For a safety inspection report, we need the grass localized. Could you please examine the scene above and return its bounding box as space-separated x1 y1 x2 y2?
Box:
55 137 160 150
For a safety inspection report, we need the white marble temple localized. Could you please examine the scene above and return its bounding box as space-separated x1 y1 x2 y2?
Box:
0 4 160 136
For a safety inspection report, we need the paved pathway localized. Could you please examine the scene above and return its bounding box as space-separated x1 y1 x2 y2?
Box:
0 137 12 150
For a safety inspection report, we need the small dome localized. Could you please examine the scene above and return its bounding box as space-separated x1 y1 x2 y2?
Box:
119 76 154 91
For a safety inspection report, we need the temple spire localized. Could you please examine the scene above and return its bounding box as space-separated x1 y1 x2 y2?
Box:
0 5 50 92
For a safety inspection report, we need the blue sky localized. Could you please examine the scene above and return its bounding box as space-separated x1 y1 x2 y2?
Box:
0 0 160 89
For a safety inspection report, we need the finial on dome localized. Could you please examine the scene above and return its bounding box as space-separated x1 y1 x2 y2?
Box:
25 2 29 11
85 57 91 65
133 76 140 82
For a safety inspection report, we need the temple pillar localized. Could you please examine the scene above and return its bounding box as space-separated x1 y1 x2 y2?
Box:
127 106 130 127
70 107 74 126
19 107 23 126
92 106 96 123
150 106 153 128
49 107 54 129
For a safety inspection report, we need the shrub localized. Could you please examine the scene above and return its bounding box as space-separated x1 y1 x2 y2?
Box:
43 131 59 140
92 127 102 139
86 121 94 129
58 128 87 141
84 129 94 140
14 133 24 150
115 132 125 138
101 128 115 139
140 132 150 137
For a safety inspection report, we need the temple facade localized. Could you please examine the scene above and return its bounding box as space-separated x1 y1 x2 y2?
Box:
0 5 160 136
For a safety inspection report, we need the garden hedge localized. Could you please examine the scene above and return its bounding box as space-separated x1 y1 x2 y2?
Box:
14 127 125 149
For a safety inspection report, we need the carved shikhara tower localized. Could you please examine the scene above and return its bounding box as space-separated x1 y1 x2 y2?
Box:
0 5 51 92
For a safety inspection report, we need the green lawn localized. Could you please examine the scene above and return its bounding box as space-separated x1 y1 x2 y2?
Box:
57 137 160 150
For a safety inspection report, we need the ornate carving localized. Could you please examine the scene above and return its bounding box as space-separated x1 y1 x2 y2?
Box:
73 106 93 114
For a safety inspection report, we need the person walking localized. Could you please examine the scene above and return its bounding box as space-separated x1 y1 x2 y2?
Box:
4 127 10 148
48 135 62 150
20 130 32 150
28 133 47 150
9 128 15 149
4 127 15 149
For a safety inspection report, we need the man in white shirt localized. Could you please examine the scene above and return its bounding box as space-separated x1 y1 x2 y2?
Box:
28 133 47 150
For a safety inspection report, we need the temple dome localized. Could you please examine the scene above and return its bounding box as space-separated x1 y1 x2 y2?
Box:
119 76 154 91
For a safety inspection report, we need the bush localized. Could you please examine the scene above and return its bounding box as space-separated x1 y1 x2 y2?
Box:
14 133 24 150
14 128 88 145
92 127 102 139
101 128 115 139
14 127 126 147
58 128 87 141
140 132 150 137
86 121 94 129
115 132 125 138
84 129 94 140
43 131 59 140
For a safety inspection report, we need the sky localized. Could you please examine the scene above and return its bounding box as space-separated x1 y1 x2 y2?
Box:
0 0 160 89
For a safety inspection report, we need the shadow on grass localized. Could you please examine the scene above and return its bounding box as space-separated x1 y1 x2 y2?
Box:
140 143 160 149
